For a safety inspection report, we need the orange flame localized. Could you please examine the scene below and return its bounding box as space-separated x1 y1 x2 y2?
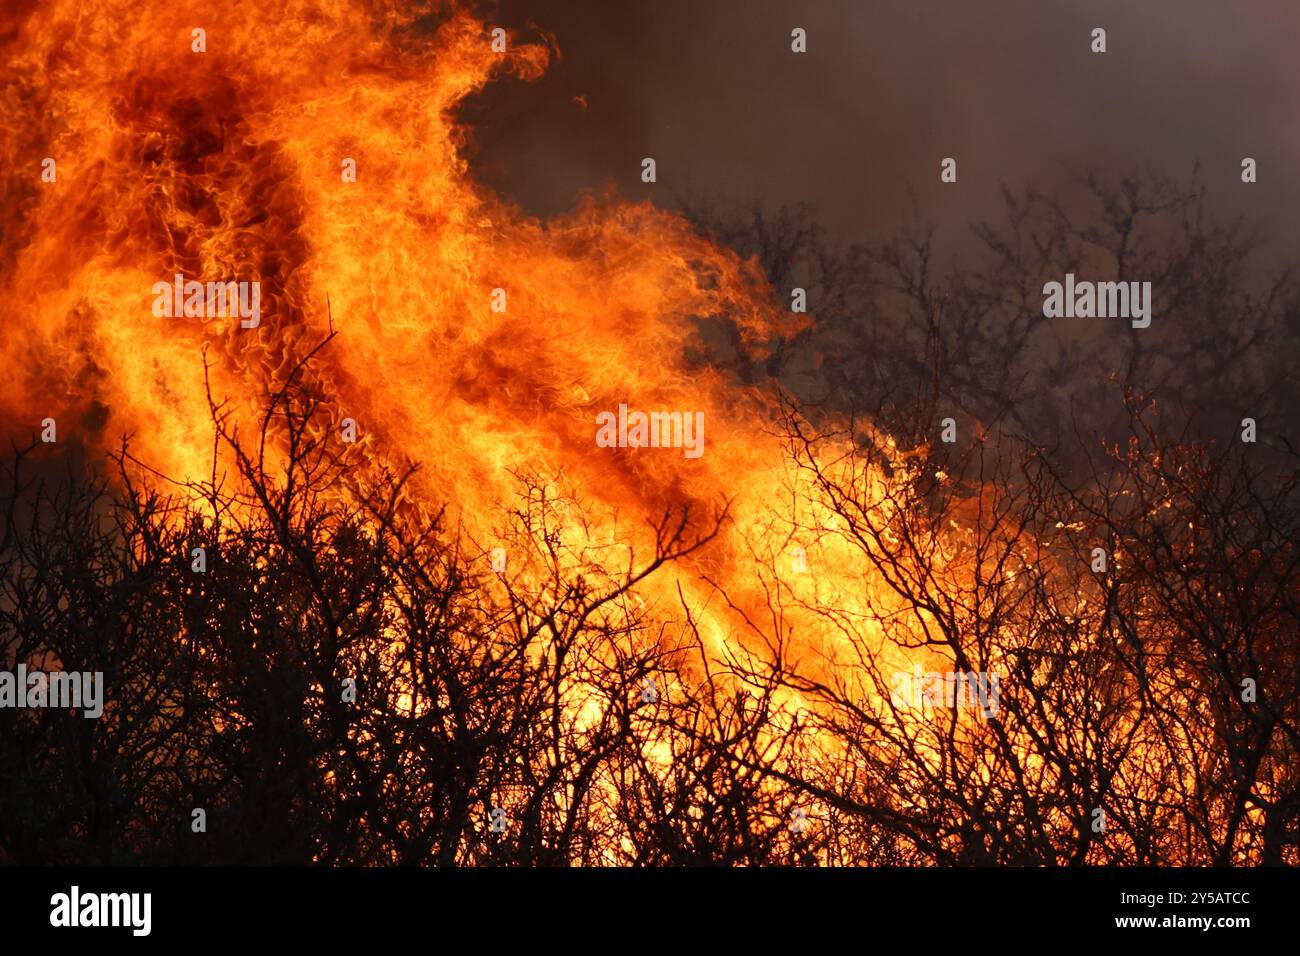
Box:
0 0 929 694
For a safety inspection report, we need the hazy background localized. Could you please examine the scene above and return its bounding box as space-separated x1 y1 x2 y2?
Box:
465 0 1298 264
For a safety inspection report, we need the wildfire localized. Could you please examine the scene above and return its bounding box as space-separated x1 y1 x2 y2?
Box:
0 0 923 676
3 0 1282 870
0 3 1011 865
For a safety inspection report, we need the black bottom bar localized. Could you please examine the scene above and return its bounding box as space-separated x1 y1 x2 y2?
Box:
1 865 1285 943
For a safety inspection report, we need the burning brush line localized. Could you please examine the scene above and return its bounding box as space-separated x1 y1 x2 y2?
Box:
1 0 1296 867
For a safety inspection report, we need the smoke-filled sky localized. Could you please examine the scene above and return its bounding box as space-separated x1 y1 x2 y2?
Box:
467 0 1298 261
